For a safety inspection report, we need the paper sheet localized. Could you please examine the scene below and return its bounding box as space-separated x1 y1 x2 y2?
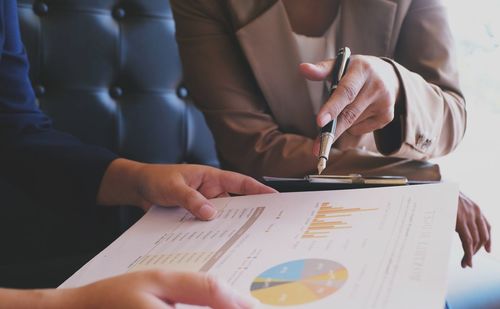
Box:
61 183 458 309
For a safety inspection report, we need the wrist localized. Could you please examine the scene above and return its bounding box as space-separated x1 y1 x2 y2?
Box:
0 288 72 309
379 57 402 104
97 158 148 208
39 289 79 309
374 57 405 154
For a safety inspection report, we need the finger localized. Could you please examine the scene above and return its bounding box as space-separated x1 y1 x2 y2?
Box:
217 170 277 195
348 100 395 136
317 71 366 127
154 271 259 309
333 100 370 137
457 222 474 268
480 215 492 253
486 219 492 253
461 194 481 253
348 115 385 136
173 184 218 220
299 60 334 81
467 219 481 255
476 214 491 253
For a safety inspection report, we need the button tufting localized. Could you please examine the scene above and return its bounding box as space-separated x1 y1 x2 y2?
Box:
34 2 49 16
34 85 46 97
112 7 126 20
110 86 123 98
176 85 189 99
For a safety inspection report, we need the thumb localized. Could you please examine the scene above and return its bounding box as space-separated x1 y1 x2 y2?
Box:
157 272 260 309
299 60 334 81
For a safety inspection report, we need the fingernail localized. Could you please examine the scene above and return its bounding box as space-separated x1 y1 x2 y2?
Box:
198 204 217 220
235 294 260 309
318 113 332 127
219 280 260 309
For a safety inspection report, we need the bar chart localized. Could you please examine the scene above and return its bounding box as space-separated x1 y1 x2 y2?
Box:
302 202 378 239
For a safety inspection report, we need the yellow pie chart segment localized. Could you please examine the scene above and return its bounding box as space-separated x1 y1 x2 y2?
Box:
250 259 348 306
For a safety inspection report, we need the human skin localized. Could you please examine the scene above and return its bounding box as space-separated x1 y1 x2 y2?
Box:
0 270 259 309
0 161 274 308
97 159 277 220
302 60 490 268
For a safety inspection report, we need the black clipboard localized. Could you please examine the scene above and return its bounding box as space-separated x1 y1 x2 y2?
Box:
261 174 436 192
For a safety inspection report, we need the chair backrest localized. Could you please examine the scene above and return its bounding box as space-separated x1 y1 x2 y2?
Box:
0 1 219 281
17 0 219 166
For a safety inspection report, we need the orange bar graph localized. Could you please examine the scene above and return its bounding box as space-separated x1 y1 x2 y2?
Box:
318 208 368 214
303 235 327 238
301 202 377 239
315 214 350 218
303 231 330 236
310 221 343 227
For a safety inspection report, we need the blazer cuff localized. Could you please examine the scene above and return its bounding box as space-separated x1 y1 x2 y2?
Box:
376 57 429 160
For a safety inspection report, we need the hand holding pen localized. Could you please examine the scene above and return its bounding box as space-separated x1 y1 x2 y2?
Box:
300 48 402 174
317 47 351 174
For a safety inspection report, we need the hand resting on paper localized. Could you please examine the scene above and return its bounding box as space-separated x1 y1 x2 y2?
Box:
97 159 277 221
457 191 491 268
0 270 258 309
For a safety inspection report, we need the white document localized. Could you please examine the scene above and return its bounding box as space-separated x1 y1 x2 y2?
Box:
61 183 458 309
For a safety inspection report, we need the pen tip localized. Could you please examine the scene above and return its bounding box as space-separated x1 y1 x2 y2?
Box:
317 158 327 175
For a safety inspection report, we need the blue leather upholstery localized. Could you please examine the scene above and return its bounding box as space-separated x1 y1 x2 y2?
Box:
0 0 219 288
17 0 219 166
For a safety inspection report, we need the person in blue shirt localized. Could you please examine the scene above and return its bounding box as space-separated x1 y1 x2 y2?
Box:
0 0 270 307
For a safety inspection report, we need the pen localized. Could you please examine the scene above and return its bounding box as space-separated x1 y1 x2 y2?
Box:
317 47 351 175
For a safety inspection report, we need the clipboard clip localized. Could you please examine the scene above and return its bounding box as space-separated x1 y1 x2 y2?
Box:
306 174 408 185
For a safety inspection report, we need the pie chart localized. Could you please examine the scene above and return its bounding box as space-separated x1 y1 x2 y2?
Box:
250 259 348 306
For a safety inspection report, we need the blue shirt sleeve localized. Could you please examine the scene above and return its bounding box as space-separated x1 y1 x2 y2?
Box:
0 0 118 208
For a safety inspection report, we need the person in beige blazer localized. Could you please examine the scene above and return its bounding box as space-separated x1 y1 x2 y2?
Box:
171 0 489 267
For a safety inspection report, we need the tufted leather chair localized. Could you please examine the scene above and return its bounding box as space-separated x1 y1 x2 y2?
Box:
17 0 218 166
0 0 219 288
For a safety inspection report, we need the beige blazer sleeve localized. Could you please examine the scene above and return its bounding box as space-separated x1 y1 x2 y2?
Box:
376 0 466 159
172 0 319 178
171 0 465 178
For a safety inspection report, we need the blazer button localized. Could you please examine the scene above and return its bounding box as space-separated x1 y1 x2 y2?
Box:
34 85 46 98
34 2 49 16
110 86 123 98
416 133 425 146
113 7 126 20
176 85 189 99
